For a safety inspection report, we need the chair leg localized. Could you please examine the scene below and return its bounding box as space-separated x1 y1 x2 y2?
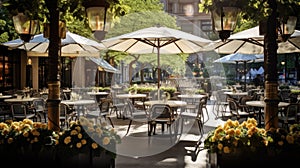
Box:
126 120 132 135
107 117 114 128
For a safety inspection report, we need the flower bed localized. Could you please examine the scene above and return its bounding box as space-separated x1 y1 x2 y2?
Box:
0 117 121 167
205 118 300 167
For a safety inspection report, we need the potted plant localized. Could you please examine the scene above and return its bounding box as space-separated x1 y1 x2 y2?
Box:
0 117 121 167
204 118 300 167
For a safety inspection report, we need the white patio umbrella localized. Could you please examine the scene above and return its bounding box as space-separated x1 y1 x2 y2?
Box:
2 31 105 57
214 53 263 91
205 26 300 54
250 68 258 77
101 25 212 89
257 66 264 75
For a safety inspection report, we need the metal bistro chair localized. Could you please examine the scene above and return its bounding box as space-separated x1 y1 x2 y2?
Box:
227 98 252 121
180 96 206 161
85 99 114 127
213 90 230 120
59 103 76 130
124 99 150 136
148 104 176 136
31 98 48 122
278 103 299 129
11 103 38 122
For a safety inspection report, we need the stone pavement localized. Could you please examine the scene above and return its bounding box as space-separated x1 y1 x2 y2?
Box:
112 102 224 168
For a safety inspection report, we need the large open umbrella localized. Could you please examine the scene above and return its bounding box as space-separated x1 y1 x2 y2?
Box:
214 53 263 91
2 31 105 57
205 26 300 54
101 25 212 90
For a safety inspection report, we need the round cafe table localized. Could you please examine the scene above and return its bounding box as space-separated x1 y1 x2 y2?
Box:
61 99 96 117
116 93 147 104
143 100 187 108
87 92 109 103
246 100 289 127
4 97 39 103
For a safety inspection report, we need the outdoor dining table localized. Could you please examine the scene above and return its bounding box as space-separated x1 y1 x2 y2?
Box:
143 100 187 115
0 95 13 100
116 93 147 104
246 100 290 127
177 94 207 99
87 91 109 103
4 97 39 104
224 91 248 100
61 99 96 117
144 100 187 108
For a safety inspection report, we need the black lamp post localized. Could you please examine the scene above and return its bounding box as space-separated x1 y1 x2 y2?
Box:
83 0 111 41
83 0 113 87
210 0 297 129
45 0 61 131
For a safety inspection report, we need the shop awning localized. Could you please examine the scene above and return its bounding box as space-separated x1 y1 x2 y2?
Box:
88 57 120 74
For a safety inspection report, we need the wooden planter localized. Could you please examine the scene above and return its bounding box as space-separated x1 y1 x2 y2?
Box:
209 148 300 168
0 145 115 168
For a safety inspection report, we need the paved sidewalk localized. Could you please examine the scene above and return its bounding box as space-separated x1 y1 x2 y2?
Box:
114 103 222 168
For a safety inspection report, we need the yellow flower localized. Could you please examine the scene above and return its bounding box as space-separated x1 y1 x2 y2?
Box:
2 128 9 135
286 135 294 144
76 142 82 148
103 137 110 145
81 139 87 145
78 133 82 139
223 146 230 153
23 131 29 138
0 123 8 130
70 129 78 135
64 136 71 145
91 142 98 149
75 126 81 132
32 129 40 136
95 127 103 135
7 137 13 144
217 143 223 150
235 129 241 136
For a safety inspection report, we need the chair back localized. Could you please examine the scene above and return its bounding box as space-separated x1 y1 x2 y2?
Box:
283 103 299 119
239 95 253 106
60 103 72 118
149 104 173 121
227 98 239 115
197 96 208 117
33 99 46 111
216 90 227 103
148 90 164 100
99 99 111 114
11 104 29 120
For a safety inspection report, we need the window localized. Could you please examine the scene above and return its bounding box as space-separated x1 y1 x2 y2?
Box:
201 20 212 32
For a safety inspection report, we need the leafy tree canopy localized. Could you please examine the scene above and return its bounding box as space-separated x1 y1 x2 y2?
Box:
199 0 300 31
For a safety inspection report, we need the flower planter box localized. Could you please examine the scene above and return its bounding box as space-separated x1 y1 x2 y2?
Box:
209 149 300 168
205 118 300 168
0 147 115 168
57 150 115 168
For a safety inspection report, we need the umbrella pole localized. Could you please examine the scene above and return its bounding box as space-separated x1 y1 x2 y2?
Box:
235 62 238 83
157 46 161 100
244 61 247 92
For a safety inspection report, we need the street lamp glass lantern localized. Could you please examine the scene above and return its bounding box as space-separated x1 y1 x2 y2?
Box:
12 13 39 42
86 7 107 32
84 0 111 32
211 7 240 41
278 16 297 42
